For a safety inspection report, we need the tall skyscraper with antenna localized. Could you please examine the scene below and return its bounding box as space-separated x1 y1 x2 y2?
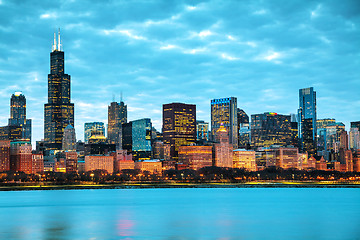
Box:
44 29 74 150
108 95 127 149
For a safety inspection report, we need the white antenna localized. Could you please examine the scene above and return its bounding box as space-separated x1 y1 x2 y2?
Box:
57 28 61 51
52 32 57 51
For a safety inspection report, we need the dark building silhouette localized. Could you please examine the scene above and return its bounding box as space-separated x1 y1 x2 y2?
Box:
44 30 74 150
251 112 291 149
237 108 250 149
298 87 317 156
108 101 127 148
8 92 32 141
163 103 196 160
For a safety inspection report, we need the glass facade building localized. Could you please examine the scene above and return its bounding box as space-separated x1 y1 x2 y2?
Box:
251 112 292 149
196 120 209 141
44 31 74 150
84 122 105 144
298 87 317 156
211 97 238 148
132 118 152 160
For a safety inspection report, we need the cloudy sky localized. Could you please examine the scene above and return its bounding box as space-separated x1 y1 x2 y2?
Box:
0 0 359 145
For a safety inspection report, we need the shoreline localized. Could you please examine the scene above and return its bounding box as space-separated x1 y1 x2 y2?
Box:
1 181 360 191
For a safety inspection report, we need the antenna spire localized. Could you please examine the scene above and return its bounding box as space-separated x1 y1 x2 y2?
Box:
52 31 57 52
57 28 61 51
112 94 115 102
120 91 123 102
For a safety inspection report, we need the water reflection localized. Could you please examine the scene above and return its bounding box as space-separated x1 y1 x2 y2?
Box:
0 188 359 239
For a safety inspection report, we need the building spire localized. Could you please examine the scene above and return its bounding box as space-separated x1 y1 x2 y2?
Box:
52 31 57 52
120 91 123 102
57 28 61 51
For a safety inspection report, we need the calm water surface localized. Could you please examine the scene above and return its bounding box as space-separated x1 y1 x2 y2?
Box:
0 188 359 240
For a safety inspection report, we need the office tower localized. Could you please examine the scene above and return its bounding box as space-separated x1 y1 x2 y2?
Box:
211 97 238 148
163 103 196 160
62 125 76 151
196 120 209 141
121 122 133 152
44 30 74 150
237 108 250 148
131 118 152 160
298 87 317 156
237 108 249 124
10 140 32 174
0 126 22 141
0 140 10 172
8 92 32 141
84 122 105 144
214 125 233 168
32 154 44 174
351 121 360 131
349 128 360 150
178 145 213 170
317 119 336 130
108 101 127 148
339 131 349 150
58 151 77 173
251 112 291 148
233 149 256 171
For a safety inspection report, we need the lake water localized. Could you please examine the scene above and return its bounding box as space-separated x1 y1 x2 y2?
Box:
0 188 359 240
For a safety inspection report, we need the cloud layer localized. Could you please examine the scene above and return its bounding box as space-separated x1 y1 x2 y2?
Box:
0 0 359 145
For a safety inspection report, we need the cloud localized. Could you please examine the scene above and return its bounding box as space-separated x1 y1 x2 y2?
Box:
0 0 359 145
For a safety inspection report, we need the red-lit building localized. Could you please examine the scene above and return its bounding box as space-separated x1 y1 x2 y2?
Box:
233 149 256 171
178 145 213 170
32 154 44 174
315 156 327 171
135 160 162 174
85 155 114 174
0 140 10 172
214 125 233 168
10 141 32 174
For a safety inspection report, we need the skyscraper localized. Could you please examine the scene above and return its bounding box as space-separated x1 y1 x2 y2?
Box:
62 124 76 151
44 30 74 150
84 122 105 144
298 87 317 156
8 92 32 141
107 101 127 148
251 112 292 148
211 97 238 148
163 103 196 160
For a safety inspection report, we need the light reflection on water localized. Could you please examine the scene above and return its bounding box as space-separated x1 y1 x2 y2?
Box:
0 188 359 239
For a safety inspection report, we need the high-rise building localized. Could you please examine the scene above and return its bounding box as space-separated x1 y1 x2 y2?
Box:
32 154 44 174
298 87 317 156
237 108 250 149
10 140 32 174
84 122 105 144
211 97 238 148
108 101 127 148
8 92 32 141
349 128 360 150
214 125 233 168
196 120 209 142
351 121 360 132
0 140 10 172
251 112 291 149
62 125 76 151
44 30 74 150
131 118 152 160
163 103 196 160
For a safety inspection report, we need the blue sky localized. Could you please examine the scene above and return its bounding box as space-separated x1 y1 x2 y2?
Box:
0 0 359 145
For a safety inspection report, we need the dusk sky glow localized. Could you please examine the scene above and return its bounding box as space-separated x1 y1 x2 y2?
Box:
0 0 359 145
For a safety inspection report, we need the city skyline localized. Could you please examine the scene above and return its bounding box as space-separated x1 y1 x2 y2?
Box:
0 0 359 145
